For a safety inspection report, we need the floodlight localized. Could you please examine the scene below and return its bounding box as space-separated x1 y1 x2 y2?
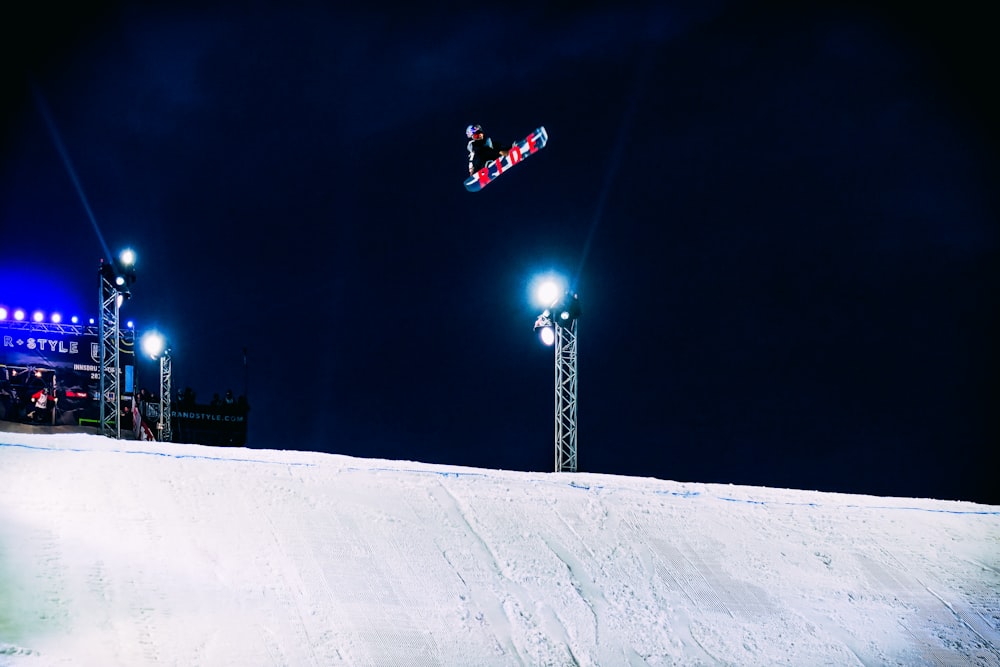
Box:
71 316 79 324
141 331 166 359
529 272 568 308
126 320 134 329
0 307 6 320
539 326 555 346
100 262 117 283
117 249 137 289
14 309 25 321
51 313 62 323
537 280 561 307
533 312 555 346
554 292 581 327
32 311 43 322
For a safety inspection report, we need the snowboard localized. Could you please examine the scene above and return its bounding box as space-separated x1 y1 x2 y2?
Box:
464 126 548 192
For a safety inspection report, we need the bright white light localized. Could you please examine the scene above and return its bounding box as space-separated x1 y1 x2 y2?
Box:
14 309 25 321
32 311 44 323
530 272 567 308
126 320 134 329
0 307 6 320
51 313 62 323
71 316 79 324
119 248 136 267
538 282 561 307
539 326 555 346
141 331 166 359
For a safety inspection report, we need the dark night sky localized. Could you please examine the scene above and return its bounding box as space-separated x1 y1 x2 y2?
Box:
2 2 997 504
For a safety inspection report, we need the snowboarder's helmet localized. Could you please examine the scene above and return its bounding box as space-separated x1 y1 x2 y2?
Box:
466 124 483 138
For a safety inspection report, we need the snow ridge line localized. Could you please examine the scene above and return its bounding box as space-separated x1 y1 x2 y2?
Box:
714 494 1000 516
4 441 997 516
352 466 1000 517
0 441 317 467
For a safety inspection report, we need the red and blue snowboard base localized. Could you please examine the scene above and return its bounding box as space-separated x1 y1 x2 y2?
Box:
464 126 548 192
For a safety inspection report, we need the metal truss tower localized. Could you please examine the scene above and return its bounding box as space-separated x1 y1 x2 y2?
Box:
535 289 580 474
554 319 578 473
98 267 121 438
159 349 172 442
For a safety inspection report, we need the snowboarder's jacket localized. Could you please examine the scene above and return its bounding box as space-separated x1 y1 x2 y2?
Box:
467 136 510 173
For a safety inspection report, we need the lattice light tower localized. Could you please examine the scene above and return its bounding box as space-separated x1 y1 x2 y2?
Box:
141 330 173 442
98 262 121 438
534 286 581 473
158 347 173 442
98 252 136 439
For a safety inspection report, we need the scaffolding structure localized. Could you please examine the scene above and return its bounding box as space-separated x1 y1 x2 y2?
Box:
98 259 135 439
553 318 578 473
158 349 172 442
98 266 121 438
535 290 580 474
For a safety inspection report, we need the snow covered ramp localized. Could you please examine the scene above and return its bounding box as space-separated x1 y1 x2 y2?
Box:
2 432 998 665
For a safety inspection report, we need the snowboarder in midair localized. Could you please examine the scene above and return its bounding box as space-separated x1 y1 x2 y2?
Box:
466 124 510 174
463 126 549 192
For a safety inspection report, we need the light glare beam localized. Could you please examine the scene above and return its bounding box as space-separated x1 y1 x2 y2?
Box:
32 83 113 262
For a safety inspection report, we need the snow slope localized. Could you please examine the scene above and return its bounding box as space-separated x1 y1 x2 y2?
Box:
1 431 998 666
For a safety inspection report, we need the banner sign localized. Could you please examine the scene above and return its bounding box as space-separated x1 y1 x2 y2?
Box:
2 320 247 447
170 404 249 447
0 320 133 426
0 321 102 369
